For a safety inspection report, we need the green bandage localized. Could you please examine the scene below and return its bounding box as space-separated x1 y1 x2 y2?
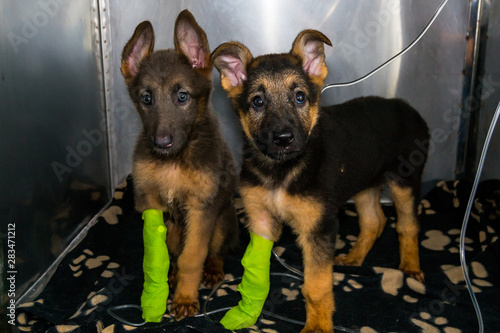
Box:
141 209 169 322
220 232 274 330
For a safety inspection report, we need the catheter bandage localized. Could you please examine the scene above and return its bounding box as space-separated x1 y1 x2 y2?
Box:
220 232 274 330
141 209 169 322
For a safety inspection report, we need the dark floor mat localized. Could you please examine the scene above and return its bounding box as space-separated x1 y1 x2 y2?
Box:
16 177 500 332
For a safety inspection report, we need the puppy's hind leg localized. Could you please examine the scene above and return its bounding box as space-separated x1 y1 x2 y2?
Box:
335 187 386 266
388 182 424 282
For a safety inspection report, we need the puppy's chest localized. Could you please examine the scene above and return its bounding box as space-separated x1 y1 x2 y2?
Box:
135 160 216 204
244 185 324 233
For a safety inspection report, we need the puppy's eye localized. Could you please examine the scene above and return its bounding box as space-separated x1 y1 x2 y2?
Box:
177 91 189 103
295 91 306 104
141 92 152 105
252 96 264 109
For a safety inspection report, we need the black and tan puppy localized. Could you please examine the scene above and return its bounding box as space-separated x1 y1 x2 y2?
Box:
212 31 429 332
121 10 238 319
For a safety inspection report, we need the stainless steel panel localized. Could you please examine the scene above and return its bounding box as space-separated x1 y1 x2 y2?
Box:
321 0 467 184
478 0 500 180
456 0 487 179
105 0 468 187
0 0 111 298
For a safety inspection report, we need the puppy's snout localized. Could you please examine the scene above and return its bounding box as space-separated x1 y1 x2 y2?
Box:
153 134 174 149
273 129 295 147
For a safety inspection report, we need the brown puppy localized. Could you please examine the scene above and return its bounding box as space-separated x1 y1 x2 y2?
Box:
121 10 238 319
212 30 428 332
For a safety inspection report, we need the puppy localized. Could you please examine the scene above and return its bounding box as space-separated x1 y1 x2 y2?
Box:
211 30 429 332
121 10 238 319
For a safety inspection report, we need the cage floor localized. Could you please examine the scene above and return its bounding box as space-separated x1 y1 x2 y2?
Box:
17 177 500 333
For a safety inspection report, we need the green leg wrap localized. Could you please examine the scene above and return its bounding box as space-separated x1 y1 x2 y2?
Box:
141 209 169 322
220 232 274 330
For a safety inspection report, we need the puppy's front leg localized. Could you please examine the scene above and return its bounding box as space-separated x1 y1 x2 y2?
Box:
171 205 213 319
298 230 335 333
220 186 279 330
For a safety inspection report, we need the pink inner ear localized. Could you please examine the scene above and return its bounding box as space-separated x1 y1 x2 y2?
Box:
304 56 323 77
178 23 207 69
187 44 206 69
219 55 247 87
127 36 149 77
302 40 324 77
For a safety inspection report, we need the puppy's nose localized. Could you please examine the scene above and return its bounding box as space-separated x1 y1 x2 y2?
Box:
273 130 294 147
153 134 173 149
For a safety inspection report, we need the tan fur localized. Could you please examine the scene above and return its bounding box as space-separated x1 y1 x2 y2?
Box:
389 183 423 282
133 160 218 212
336 187 387 266
300 256 335 333
240 184 324 240
172 207 210 316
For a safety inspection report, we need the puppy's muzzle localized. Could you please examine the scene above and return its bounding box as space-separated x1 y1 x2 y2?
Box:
256 125 303 161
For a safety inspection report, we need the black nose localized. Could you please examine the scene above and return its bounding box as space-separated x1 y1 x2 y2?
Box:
273 130 294 147
153 135 173 149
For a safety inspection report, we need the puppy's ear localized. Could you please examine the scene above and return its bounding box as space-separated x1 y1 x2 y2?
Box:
121 21 155 84
211 42 253 98
291 30 332 86
174 9 212 77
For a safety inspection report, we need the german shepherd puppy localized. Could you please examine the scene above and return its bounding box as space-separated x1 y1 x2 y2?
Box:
121 10 238 319
212 31 429 332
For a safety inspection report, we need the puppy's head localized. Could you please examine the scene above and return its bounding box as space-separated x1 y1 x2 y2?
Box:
121 10 212 156
211 30 331 162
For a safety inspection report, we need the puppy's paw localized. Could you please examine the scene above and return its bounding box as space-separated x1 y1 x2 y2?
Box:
334 254 362 267
171 296 199 320
403 268 425 283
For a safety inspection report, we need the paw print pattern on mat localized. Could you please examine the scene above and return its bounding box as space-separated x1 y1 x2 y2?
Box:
360 327 378 333
411 312 461 332
421 229 473 253
101 205 123 225
437 180 461 208
69 249 115 277
442 261 492 293
334 272 364 292
418 199 436 215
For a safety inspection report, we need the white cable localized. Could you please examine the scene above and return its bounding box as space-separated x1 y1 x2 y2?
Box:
321 0 449 92
460 101 500 333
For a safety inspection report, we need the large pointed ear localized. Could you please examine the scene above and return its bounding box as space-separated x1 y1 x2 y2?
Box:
121 21 155 85
174 9 212 77
210 42 253 98
291 29 332 86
